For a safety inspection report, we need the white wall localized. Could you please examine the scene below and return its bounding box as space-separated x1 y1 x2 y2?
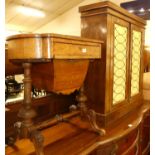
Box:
5 30 21 39
35 0 150 46
35 0 130 35
145 20 150 46
35 0 101 35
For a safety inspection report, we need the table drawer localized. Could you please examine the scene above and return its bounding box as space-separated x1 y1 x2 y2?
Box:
53 42 101 59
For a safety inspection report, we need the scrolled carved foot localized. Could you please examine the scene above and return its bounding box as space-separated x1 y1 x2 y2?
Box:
30 130 44 155
7 121 22 146
87 109 106 135
7 137 16 146
76 85 106 135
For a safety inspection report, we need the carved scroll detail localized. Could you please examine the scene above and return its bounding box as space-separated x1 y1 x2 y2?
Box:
76 85 106 135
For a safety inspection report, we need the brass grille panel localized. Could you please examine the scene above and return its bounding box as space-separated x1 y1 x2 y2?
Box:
131 30 142 96
113 24 127 104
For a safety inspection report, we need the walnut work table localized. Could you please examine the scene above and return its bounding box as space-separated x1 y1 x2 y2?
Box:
6 33 103 155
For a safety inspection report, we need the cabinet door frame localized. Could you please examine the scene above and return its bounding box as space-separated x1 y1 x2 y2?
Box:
109 16 130 110
129 24 144 104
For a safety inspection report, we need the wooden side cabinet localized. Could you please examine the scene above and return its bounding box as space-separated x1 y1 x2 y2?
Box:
79 1 146 127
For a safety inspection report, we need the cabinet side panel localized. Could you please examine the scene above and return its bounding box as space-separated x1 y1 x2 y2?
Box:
81 14 108 113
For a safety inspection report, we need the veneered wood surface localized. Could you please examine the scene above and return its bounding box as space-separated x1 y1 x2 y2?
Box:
5 101 149 155
6 33 102 94
143 46 150 72
5 44 23 75
31 60 89 94
79 1 146 127
79 1 146 26
6 33 102 60
5 93 76 139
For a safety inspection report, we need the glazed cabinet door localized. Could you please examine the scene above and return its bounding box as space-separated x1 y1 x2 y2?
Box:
130 25 144 100
110 17 130 107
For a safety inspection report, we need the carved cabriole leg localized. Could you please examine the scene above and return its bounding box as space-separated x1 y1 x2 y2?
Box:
17 62 44 155
76 85 106 135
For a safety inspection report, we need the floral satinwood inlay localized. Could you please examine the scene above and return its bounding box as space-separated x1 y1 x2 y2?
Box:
113 24 128 104
131 30 142 96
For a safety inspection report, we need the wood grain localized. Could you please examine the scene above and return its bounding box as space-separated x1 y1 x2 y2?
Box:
79 0 146 127
5 93 76 139
5 101 150 155
6 33 102 94
79 1 146 26
6 33 102 59
31 60 89 94
5 44 23 75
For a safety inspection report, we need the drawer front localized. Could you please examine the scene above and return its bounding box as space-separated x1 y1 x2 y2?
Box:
124 147 139 155
115 128 139 154
89 128 140 155
53 42 101 59
89 143 116 155
141 113 150 154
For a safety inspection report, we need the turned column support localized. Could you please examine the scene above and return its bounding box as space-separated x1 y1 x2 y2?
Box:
76 85 106 135
18 63 36 136
15 62 44 155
